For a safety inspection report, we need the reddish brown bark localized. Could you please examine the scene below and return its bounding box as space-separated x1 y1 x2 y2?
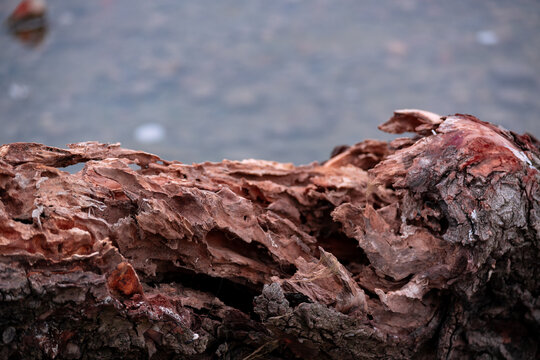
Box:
0 110 538 359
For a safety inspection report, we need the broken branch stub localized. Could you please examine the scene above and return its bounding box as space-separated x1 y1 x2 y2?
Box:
0 111 538 359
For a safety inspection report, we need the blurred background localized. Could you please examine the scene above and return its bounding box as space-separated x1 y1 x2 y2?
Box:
1 0 539 165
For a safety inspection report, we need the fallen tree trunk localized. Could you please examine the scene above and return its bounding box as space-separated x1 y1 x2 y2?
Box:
0 110 538 359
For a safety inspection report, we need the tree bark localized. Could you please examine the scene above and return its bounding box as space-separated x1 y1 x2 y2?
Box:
0 110 538 359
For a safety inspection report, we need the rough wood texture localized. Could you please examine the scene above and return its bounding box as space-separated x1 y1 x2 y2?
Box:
0 111 538 359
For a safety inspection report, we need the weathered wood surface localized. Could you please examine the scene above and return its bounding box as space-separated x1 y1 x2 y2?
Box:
0 111 538 359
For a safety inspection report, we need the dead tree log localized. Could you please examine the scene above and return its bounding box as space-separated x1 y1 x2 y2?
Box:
0 110 538 359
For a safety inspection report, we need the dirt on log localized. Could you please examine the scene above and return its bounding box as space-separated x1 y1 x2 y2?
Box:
0 110 539 359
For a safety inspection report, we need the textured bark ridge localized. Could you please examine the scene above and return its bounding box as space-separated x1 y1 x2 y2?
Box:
0 110 538 359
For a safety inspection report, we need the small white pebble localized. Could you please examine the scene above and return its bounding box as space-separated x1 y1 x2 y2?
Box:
192 333 199 340
9 83 30 100
476 30 498 46
134 123 166 144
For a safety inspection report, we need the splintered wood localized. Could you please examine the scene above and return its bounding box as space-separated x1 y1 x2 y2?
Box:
0 110 538 359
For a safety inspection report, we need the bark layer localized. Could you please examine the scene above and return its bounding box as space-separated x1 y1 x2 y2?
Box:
0 111 538 359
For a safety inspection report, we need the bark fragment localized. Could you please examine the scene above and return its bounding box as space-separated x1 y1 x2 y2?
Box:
0 112 538 359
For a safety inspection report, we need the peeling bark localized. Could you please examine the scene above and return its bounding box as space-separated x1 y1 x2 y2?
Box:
0 110 538 359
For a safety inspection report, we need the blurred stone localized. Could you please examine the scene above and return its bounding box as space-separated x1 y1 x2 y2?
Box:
6 0 46 25
8 83 30 100
6 0 48 47
386 40 408 57
190 80 217 101
134 123 166 144
476 30 498 46
130 81 154 96
223 87 260 109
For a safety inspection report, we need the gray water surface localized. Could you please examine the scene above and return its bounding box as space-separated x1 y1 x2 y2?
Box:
1 0 539 164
